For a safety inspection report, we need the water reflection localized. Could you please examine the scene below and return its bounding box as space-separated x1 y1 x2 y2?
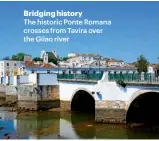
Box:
1 110 159 139
0 109 17 139
17 112 60 139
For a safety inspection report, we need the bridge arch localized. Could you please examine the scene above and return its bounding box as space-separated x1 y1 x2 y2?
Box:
71 88 95 113
126 90 159 125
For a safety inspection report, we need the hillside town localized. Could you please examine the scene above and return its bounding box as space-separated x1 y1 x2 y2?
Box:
0 49 158 77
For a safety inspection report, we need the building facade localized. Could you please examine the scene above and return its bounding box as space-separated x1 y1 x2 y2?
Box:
0 60 25 77
107 58 126 67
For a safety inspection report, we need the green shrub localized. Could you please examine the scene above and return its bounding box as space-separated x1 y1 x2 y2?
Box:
116 79 126 88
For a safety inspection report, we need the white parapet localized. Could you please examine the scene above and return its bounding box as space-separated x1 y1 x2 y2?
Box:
9 76 14 85
38 73 58 86
6 76 9 85
29 73 37 85
13 76 18 86
28 73 58 86
19 75 29 84
98 71 109 84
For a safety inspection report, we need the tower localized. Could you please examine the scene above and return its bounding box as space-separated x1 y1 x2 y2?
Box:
40 49 46 59
43 53 48 63
52 49 57 57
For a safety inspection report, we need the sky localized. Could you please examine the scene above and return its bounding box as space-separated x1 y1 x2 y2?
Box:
0 1 159 63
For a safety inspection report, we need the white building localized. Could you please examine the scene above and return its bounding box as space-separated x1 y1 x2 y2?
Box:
66 53 103 67
68 53 103 62
107 58 126 67
68 53 77 58
40 49 57 63
0 60 24 77
148 66 155 74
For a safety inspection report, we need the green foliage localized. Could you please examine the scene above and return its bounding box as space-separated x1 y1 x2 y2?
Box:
33 57 43 62
47 52 60 65
12 52 31 61
116 79 126 88
135 55 149 73
103 57 109 60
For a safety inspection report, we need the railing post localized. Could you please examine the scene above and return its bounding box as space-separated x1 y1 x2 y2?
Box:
141 72 145 82
150 73 152 83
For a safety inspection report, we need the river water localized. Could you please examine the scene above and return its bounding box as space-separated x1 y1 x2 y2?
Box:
1 107 159 139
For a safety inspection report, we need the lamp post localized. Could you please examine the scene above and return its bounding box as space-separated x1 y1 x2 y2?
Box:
73 63 75 79
157 57 159 81
57 61 60 77
98 59 100 80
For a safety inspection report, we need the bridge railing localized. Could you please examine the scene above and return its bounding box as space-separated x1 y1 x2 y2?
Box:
57 74 103 81
57 72 159 83
108 73 158 83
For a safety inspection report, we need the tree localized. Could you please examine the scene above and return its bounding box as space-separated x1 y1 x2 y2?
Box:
33 57 43 62
103 57 109 60
47 52 60 65
12 52 31 61
135 55 149 73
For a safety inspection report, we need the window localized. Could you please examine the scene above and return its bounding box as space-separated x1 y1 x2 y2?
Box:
93 71 96 74
14 63 16 67
7 63 9 66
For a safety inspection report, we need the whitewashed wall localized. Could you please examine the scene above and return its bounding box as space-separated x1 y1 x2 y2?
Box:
9 76 14 85
29 74 37 84
38 73 58 85
13 76 17 86
59 78 159 105
20 76 29 84
59 82 95 101
94 80 159 102
6 76 9 85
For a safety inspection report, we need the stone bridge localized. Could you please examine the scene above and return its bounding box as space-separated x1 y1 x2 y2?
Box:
59 72 159 124
1 72 159 125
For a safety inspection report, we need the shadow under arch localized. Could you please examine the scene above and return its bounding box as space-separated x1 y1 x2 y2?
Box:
126 91 159 126
71 90 95 114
